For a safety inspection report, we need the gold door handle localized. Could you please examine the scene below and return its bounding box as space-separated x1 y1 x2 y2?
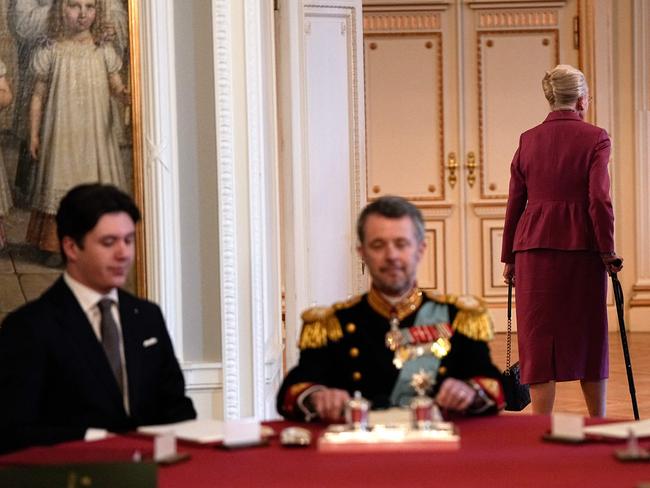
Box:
465 151 478 187
446 152 458 188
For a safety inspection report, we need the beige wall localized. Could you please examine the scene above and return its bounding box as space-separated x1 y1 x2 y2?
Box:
611 0 636 320
605 0 650 329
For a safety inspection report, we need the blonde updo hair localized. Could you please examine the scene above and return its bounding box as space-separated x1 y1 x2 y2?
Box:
542 64 588 110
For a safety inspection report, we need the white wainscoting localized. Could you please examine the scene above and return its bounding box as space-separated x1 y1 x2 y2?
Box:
183 362 223 420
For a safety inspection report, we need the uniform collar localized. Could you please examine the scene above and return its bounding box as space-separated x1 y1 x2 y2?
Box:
367 285 423 320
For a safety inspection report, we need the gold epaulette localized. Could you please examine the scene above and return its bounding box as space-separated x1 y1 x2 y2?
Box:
332 294 362 311
426 292 494 342
425 291 453 304
298 306 343 350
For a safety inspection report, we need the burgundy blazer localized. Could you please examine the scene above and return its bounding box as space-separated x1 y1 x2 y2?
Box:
501 110 614 263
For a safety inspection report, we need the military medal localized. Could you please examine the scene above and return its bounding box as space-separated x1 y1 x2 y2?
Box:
384 316 402 351
386 319 452 370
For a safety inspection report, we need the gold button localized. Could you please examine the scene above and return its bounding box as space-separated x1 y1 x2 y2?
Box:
438 366 447 375
346 323 356 333
352 371 362 381
349 347 359 358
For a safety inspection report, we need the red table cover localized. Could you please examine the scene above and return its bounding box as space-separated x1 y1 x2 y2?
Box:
1 414 648 487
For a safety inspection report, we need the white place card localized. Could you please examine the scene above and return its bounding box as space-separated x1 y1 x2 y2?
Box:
154 432 177 461
551 412 584 440
223 418 261 447
584 419 650 439
138 419 224 444
84 428 110 442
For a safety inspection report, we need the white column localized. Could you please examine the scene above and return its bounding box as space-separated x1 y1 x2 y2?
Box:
212 0 283 419
243 0 284 419
138 0 281 419
212 0 244 419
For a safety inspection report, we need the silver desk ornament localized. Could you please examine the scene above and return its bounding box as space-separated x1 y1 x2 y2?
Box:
410 369 437 430
346 391 370 431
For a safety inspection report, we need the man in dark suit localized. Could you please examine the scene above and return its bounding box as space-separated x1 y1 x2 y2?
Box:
0 184 196 453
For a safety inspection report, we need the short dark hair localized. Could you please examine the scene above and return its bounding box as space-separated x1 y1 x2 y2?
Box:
356 195 425 244
56 184 141 260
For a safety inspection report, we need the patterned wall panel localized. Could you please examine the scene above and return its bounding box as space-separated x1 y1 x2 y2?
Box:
480 218 507 301
418 220 446 292
477 9 559 29
365 32 444 201
364 11 441 32
477 29 559 199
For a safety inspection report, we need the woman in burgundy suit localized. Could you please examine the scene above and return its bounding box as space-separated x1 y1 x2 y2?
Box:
501 65 622 417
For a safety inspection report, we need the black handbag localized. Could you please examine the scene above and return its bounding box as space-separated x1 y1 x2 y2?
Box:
501 282 530 411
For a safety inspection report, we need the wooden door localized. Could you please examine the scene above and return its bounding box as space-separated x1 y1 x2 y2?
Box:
364 0 580 330
461 0 579 330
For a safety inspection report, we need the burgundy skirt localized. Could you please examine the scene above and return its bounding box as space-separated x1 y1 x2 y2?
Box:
514 249 608 384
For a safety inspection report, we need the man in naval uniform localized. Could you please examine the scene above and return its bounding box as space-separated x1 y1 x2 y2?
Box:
277 195 504 421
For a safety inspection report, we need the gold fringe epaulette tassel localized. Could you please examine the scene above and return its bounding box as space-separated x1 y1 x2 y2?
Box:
298 306 343 349
453 308 494 342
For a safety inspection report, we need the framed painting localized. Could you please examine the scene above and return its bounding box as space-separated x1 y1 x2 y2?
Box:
0 0 145 321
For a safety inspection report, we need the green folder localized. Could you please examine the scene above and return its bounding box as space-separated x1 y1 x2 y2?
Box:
0 462 157 488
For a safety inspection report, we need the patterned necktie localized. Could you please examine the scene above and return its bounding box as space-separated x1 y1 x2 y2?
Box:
98 298 124 394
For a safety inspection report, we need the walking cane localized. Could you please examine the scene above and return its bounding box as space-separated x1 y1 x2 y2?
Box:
609 263 640 420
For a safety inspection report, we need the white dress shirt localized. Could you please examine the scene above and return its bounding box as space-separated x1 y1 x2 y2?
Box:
63 272 130 415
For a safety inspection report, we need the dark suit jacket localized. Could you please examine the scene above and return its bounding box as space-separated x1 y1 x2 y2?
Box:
0 278 196 453
501 110 614 263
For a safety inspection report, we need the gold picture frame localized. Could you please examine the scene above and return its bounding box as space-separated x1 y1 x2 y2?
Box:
127 0 146 297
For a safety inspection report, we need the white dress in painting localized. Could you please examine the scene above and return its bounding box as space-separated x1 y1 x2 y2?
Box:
30 40 127 215
9 0 129 208
0 59 13 217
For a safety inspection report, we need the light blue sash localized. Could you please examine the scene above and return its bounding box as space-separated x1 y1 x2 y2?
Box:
389 301 451 407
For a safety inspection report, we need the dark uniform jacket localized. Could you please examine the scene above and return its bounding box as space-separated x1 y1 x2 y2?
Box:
0 278 196 453
278 287 504 420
